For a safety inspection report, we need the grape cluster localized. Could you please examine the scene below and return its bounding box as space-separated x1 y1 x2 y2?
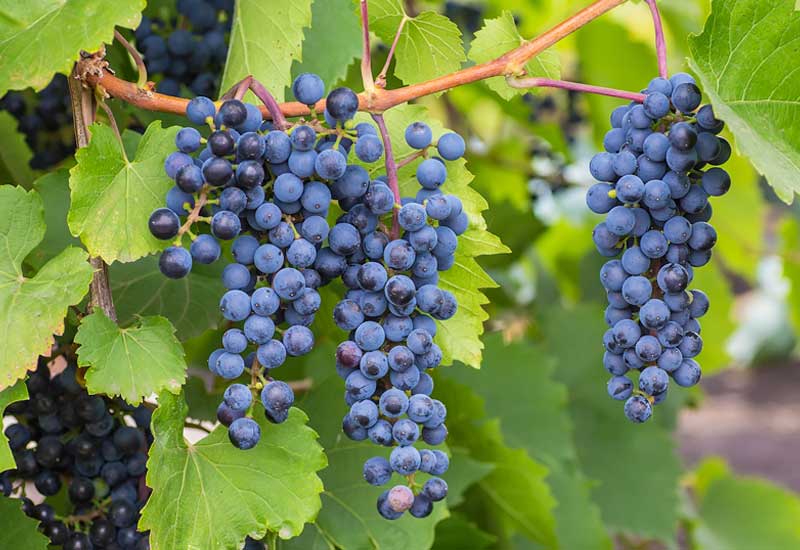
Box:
0 74 75 169
586 73 730 422
334 122 467 520
133 0 233 97
149 72 394 450
2 356 152 549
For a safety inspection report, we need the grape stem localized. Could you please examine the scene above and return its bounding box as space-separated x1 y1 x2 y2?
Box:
113 30 148 89
175 187 210 244
96 97 129 162
360 0 376 93
506 76 646 102
220 75 253 101
376 15 409 88
79 0 629 117
67 63 118 323
249 78 289 130
645 0 668 79
371 113 402 240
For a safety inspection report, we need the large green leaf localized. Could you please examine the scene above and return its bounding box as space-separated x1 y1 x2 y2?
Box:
364 104 509 367
68 122 178 264
369 0 466 85
443 334 612 549
221 0 313 102
25 170 83 271
541 306 682 542
0 381 29 471
291 0 361 90
0 497 49 549
0 0 144 95
0 185 92 390
692 458 800 549
140 391 326 549
75 311 186 405
432 514 496 550
0 112 34 188
468 11 560 100
688 0 800 203
110 256 224 341
433 375 558 548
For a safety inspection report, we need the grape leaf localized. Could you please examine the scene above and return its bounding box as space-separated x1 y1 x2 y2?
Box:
0 112 35 188
541 306 682 542
432 514 496 550
433 375 558 547
0 497 49 549
0 185 93 390
140 391 326 548
692 459 800 549
0 381 29 471
443 334 613 549
75 311 186 405
369 0 466 85
25 170 83 271
110 256 224 341
688 0 800 203
68 122 179 264
291 0 361 90
0 0 144 96
221 0 313 102
468 11 560 100
364 104 510 368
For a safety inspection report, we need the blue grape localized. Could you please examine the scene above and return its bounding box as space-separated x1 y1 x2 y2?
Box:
359 350 389 379
315 148 347 180
416 159 446 189
673 359 702 387
355 134 384 163
437 132 465 160
389 446 420 475
607 376 633 401
186 96 215 125
392 419 419 446
283 325 314 356
159 246 192 279
223 384 252 412
326 87 359 122
301 181 332 214
384 239 416 270
624 395 652 423
211 210 241 240
228 418 260 450
288 150 317 178
220 289 251 321
216 352 245 379
244 315 275 344
253 244 284 275
166 186 195 215
639 366 669 395
256 340 287 369
405 122 432 149
379 388 408 418
261 381 294 424
363 456 392 486
292 73 325 105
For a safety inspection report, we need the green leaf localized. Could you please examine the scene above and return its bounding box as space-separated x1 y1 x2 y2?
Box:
0 0 144 96
692 458 800 549
443 334 612 549
433 514 497 550
68 123 179 264
0 112 35 188
26 170 83 271
434 374 558 547
0 497 49 549
221 0 313 102
292 0 361 90
110 256 224 341
468 12 560 100
367 104 509 367
0 382 29 471
541 306 682 542
140 391 326 548
369 0 466 86
688 0 800 203
75 311 186 405
0 185 93 390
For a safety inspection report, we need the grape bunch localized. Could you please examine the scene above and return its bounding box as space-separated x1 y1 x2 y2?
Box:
2 355 153 549
333 123 467 519
586 73 730 422
133 0 233 97
148 72 394 450
0 74 75 169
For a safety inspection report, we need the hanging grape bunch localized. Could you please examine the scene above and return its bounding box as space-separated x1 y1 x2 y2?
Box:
133 0 234 97
587 73 730 423
149 72 394 450
2 355 153 549
334 122 466 520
